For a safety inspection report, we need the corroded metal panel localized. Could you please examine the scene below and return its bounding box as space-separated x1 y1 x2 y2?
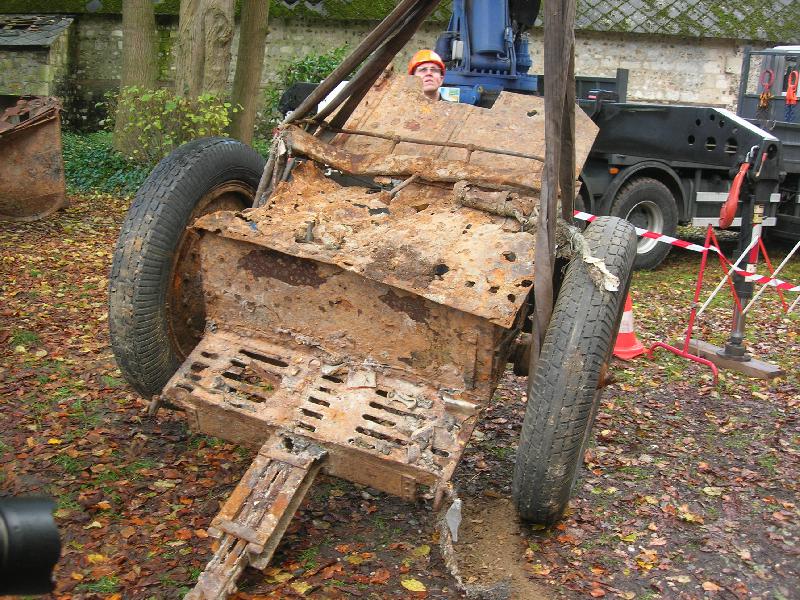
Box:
196 162 536 329
335 74 467 158
438 91 599 177
163 330 480 493
194 233 507 395
0 96 67 222
333 73 598 180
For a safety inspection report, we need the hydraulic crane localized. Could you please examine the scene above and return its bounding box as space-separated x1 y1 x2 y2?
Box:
433 0 541 104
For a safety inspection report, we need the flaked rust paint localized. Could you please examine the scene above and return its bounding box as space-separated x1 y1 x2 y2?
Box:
378 288 431 323
0 96 67 222
238 247 328 288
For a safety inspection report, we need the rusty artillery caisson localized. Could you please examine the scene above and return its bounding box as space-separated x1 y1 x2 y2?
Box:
109 69 636 599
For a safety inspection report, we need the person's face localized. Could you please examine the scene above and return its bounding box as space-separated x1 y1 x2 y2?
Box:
413 62 444 96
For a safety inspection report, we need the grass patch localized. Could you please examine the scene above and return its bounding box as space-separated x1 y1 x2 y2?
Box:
76 576 119 593
67 398 103 428
487 445 514 460
616 465 651 480
159 574 183 588
298 546 319 569
53 385 77 401
723 433 752 450
188 434 225 450
100 374 125 388
757 453 779 475
56 492 81 512
53 454 87 475
10 329 39 347
122 458 158 479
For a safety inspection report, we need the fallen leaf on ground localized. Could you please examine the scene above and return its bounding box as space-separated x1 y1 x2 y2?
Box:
290 581 313 595
370 568 391 584
401 578 426 592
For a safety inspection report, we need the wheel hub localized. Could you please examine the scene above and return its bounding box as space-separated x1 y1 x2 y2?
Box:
625 200 663 255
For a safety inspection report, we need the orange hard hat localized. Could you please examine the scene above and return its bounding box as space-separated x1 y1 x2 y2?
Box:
408 49 445 75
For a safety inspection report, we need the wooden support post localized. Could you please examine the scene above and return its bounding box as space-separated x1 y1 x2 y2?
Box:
531 0 577 376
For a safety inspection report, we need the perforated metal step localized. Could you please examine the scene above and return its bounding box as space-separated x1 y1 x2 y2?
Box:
163 330 480 495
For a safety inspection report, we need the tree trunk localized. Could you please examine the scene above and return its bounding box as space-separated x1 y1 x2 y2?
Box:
113 0 158 152
229 0 270 143
174 0 234 98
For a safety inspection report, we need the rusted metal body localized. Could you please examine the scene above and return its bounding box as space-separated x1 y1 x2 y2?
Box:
166 73 599 598
185 438 327 600
0 96 67 222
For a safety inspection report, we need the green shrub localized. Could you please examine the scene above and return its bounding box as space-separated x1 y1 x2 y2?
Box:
259 45 349 135
112 86 238 165
61 131 149 195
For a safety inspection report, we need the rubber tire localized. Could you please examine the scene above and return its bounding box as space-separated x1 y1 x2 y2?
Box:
512 216 637 526
610 177 677 270
109 137 265 397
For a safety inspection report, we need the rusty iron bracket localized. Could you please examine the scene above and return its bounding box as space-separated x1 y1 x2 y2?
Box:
185 435 327 600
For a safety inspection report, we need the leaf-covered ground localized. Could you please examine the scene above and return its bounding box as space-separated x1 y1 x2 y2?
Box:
1 195 798 599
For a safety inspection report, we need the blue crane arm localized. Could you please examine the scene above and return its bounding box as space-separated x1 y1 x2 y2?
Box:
434 0 540 104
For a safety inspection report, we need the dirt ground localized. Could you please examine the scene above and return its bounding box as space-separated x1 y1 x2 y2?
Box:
1 194 798 599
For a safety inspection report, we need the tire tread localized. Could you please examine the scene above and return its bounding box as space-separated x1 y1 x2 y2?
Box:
513 216 637 525
108 138 265 396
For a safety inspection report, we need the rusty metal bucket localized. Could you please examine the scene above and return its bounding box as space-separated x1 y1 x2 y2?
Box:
0 96 68 222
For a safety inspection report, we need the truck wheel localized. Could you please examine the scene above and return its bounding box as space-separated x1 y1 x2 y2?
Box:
610 177 677 270
512 216 637 526
109 137 265 397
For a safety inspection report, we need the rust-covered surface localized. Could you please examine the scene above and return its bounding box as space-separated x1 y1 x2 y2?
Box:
333 74 598 179
198 162 536 329
0 96 68 222
163 329 481 495
159 68 603 597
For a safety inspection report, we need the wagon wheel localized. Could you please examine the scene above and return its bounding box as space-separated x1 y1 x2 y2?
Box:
513 216 637 526
109 138 266 397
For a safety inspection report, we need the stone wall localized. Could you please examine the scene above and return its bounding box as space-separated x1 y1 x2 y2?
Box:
0 14 770 126
260 20 760 108
0 47 51 95
0 25 71 96
570 31 749 107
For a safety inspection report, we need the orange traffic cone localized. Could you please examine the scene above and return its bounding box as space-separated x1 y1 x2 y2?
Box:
613 293 645 360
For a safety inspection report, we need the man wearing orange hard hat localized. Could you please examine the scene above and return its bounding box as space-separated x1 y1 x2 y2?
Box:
408 49 446 100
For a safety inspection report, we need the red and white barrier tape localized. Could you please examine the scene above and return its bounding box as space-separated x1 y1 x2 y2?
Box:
573 210 712 253
572 210 800 292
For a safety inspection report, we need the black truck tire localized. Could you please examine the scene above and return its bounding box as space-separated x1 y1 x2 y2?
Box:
512 216 637 526
610 177 677 270
109 137 265 397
